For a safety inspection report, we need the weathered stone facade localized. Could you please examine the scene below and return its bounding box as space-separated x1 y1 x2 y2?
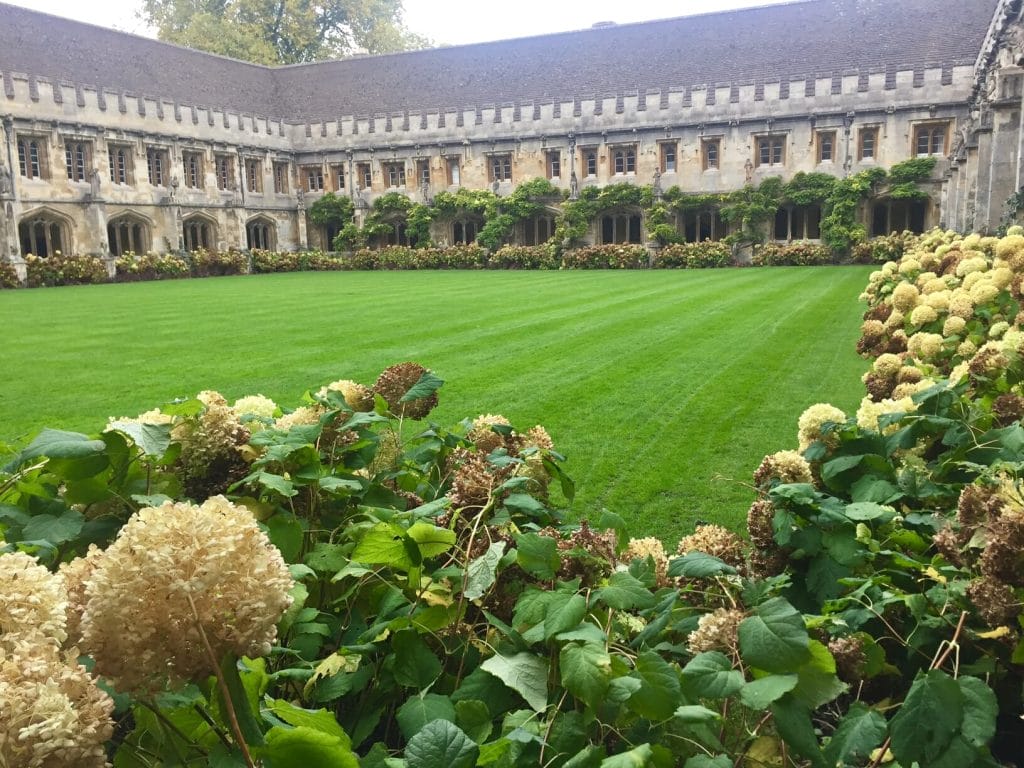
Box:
0 0 1020 273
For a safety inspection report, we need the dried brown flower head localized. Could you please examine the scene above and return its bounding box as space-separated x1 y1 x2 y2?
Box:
828 636 866 684
753 451 813 492
172 398 251 500
747 500 777 549
373 362 438 420
966 577 1019 626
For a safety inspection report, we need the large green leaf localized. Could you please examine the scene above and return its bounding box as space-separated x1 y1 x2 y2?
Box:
257 725 359 768
407 522 457 559
822 702 887 767
21 511 84 546
958 677 997 748
560 641 611 708
405 720 479 768
738 597 810 673
683 757 731 768
264 699 350 741
464 541 506 601
628 651 681 720
397 694 457 739
889 670 963 767
392 631 443 689
791 640 846 709
667 552 737 578
739 674 798 710
596 571 656 611
514 533 559 580
20 429 107 460
106 421 171 457
480 653 549 712
600 744 653 767
266 514 304 563
681 652 744 699
400 371 445 403
770 696 825 768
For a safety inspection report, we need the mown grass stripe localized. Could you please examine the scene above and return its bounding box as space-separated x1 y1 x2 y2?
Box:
0 267 871 539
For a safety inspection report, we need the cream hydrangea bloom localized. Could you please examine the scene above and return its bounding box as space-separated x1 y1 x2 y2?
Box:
891 282 920 312
856 396 917 433
0 552 67 652
624 537 669 586
922 291 950 312
989 321 1010 340
898 258 921 275
274 405 324 430
884 309 905 330
949 360 972 384
106 408 172 428
906 332 944 362
80 496 293 694
970 281 1000 305
909 304 938 326
892 378 937 400
922 276 951 294
319 379 375 411
948 291 975 319
942 316 967 337
797 403 847 451
0 644 114 768
873 353 903 378
232 394 278 419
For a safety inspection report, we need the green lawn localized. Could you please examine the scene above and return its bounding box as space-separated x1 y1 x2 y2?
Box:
0 267 871 541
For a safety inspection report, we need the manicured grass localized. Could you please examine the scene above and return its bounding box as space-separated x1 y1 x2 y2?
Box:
0 267 872 541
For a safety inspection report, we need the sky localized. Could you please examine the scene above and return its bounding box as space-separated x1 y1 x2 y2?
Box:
3 0 795 47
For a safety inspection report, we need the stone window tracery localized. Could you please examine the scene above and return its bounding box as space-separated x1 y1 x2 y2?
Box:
384 161 406 188
108 145 133 185
19 212 69 257
246 217 276 250
244 158 263 193
183 151 204 189
679 209 727 242
702 138 721 171
546 150 561 180
273 162 289 194
446 157 460 186
107 214 150 256
146 147 169 186
17 135 46 179
522 214 555 245
601 212 642 243
582 149 598 177
816 131 836 163
858 128 878 161
756 135 785 167
215 155 235 190
914 123 948 157
612 146 636 175
452 219 479 244
773 205 821 240
64 140 90 182
303 165 324 192
660 142 677 173
183 216 215 251
489 154 512 183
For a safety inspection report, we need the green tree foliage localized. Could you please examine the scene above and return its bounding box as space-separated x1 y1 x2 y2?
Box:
139 0 431 64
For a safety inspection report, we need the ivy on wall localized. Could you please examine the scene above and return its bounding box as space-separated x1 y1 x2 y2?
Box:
318 159 936 255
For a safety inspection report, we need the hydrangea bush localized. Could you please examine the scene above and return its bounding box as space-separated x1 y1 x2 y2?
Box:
7 229 1024 764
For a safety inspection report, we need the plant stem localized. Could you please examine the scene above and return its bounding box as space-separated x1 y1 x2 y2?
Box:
186 593 257 768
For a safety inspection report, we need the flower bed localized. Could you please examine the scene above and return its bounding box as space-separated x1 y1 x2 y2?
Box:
655 240 732 268
25 252 108 287
561 243 649 269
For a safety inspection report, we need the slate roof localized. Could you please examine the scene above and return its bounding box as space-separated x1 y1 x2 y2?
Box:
0 0 1000 124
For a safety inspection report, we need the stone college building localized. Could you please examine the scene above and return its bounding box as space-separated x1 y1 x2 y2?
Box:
0 0 1020 270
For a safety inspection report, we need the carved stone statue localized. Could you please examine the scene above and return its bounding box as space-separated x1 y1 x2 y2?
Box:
0 167 11 197
296 188 305 211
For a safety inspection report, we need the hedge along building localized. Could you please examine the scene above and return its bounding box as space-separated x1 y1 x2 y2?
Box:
0 0 1017 271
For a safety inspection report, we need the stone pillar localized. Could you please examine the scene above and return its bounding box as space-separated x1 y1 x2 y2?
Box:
296 189 308 250
975 122 995 233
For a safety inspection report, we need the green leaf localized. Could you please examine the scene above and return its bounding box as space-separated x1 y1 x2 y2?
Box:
667 552 737 578
454 699 493 743
464 542 506 601
629 651 681 720
739 674 798 709
889 670 964 767
738 597 811 673
683 757 731 768
400 371 445 403
957 676 997 748
480 653 549 712
596 571 656 610
503 493 546 516
106 421 171 457
543 593 588 641
264 699 350 740
353 523 411 569
770 696 825 768
822 702 887 767
266 514 304 563
318 476 364 495
21 511 84 546
792 640 846 709
397 694 457 739
681 652 744 699
392 631 442 689
844 502 895 522
405 720 478 768
564 746 605 768
673 705 721 724
21 429 106 460
258 471 298 498
600 744 653 767
305 543 349 574
514 533 559 580
559 641 611 708
406 522 457 559
219 655 265 747
257 725 359 768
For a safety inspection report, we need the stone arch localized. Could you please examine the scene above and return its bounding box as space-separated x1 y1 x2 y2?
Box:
18 206 73 257
106 211 152 256
596 206 643 245
182 212 218 252
245 214 277 250
519 205 559 246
